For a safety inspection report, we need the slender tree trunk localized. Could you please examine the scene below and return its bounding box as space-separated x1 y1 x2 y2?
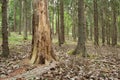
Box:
89 14 93 40
106 21 110 45
14 0 17 32
29 0 32 35
73 0 87 57
72 1 77 41
72 22 77 41
1 0 9 57
104 0 110 45
84 7 87 41
23 0 27 40
60 0 65 44
57 2 61 46
19 0 22 35
52 1 55 36
30 0 56 64
7 1 10 36
101 9 105 45
112 6 117 46
93 0 99 46
55 11 58 35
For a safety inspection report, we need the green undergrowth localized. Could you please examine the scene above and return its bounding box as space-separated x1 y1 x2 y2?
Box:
0 32 32 45
67 50 97 59
9 32 32 45
67 49 74 55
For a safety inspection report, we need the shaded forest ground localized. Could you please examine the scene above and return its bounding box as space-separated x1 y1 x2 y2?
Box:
0 35 120 80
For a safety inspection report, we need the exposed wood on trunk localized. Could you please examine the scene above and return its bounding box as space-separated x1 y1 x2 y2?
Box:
30 0 56 64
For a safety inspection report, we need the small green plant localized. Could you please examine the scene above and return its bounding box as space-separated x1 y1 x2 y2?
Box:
67 50 74 55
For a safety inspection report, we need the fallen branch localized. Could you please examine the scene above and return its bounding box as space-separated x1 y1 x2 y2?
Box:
4 62 57 80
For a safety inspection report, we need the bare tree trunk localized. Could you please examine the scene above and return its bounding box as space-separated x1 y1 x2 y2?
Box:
73 0 87 57
106 19 111 45
84 7 87 41
112 5 117 46
72 24 77 41
57 1 62 46
14 0 17 32
29 0 32 35
55 9 58 36
101 8 105 46
52 1 55 36
19 0 22 35
7 1 10 36
1 0 9 57
23 0 28 40
93 0 99 46
60 0 65 44
30 0 56 64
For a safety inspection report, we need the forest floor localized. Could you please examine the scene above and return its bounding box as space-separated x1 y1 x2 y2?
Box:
0 40 120 80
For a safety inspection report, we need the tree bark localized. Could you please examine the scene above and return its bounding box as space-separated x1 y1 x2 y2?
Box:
23 0 28 40
93 0 99 46
1 0 9 57
101 8 105 45
19 0 22 35
57 1 62 46
72 0 87 57
30 0 56 64
14 0 17 32
112 4 117 46
60 0 65 44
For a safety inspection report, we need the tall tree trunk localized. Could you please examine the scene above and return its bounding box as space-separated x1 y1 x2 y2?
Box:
29 0 32 35
23 0 28 40
90 25 93 40
60 0 65 44
93 0 99 46
84 7 87 41
57 1 61 46
73 0 87 57
51 1 55 36
1 0 9 57
14 0 17 32
106 19 111 45
89 14 93 40
30 0 56 64
19 0 22 35
112 5 117 46
105 0 110 45
55 8 58 36
72 1 77 41
72 24 77 41
7 1 10 36
101 9 105 46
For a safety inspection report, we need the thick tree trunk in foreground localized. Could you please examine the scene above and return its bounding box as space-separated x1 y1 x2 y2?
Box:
73 0 87 57
1 0 9 57
30 0 56 64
